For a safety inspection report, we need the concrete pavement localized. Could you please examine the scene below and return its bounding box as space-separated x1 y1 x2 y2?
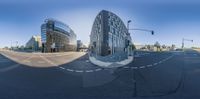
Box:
0 50 86 67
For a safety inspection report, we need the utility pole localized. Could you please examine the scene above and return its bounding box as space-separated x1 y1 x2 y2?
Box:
127 20 155 97
182 38 193 49
126 20 132 56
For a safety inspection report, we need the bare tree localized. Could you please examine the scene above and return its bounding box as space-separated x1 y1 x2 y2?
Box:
154 41 161 51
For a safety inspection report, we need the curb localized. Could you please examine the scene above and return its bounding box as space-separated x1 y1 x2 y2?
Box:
89 56 134 68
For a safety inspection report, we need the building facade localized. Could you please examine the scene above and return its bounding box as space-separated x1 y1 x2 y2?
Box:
90 10 132 56
77 40 83 51
41 19 77 52
26 35 42 51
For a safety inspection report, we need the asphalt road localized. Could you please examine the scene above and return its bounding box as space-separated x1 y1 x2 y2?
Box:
0 49 200 99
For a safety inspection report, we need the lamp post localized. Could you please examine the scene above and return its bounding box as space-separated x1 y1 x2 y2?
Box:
127 20 154 54
16 41 18 48
126 20 132 56
127 20 154 97
129 28 154 35
182 38 193 49
10 41 13 51
127 20 131 32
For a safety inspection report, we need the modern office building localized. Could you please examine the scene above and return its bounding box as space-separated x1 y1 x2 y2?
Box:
90 10 133 56
41 19 77 52
26 35 42 51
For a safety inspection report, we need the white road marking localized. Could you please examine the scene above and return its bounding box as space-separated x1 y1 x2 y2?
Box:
59 67 65 69
140 66 145 69
162 59 167 61
0 55 34 72
0 64 20 72
131 67 138 69
158 61 162 64
66 69 74 72
57 54 176 73
159 55 174 63
85 70 94 72
123 66 130 69
160 60 164 62
95 68 102 71
75 70 83 73
60 67 101 73
153 63 158 65
39 54 58 66
147 64 152 67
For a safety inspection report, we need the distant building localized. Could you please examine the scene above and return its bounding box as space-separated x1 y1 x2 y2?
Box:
26 35 42 51
41 19 77 52
135 45 145 50
77 40 83 51
90 10 133 56
77 40 88 52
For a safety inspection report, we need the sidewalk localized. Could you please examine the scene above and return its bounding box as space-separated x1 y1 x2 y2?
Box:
0 50 86 68
193 48 200 52
89 55 133 68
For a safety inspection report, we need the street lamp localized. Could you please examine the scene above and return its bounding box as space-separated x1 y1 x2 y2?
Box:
10 41 13 51
126 20 133 56
127 20 155 97
127 20 154 35
129 28 154 35
16 41 18 48
127 20 155 55
182 38 193 49
127 20 132 32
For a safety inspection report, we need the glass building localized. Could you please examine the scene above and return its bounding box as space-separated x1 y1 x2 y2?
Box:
90 10 132 56
41 19 77 52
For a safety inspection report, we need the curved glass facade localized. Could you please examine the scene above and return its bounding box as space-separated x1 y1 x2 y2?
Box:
41 19 77 52
90 10 132 56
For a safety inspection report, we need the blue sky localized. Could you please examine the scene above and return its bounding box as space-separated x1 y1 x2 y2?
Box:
0 0 200 48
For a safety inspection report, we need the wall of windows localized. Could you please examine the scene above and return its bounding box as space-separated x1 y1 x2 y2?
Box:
90 10 131 56
41 19 77 52
41 24 47 43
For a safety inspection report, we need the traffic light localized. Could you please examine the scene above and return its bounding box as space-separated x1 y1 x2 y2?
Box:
151 31 154 35
125 40 130 47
